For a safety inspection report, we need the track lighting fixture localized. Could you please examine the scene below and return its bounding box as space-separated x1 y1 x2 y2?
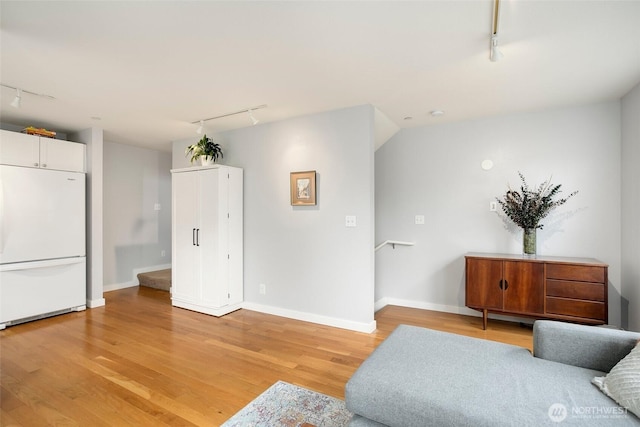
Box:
490 0 504 62
490 36 503 62
192 104 267 130
1 83 55 108
196 120 204 134
248 109 259 125
10 88 22 108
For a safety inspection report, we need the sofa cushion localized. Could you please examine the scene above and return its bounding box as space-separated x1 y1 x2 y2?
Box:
534 320 640 372
593 343 640 418
348 414 387 427
346 325 639 426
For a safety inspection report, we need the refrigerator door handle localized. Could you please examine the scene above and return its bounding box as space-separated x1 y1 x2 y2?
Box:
0 257 85 272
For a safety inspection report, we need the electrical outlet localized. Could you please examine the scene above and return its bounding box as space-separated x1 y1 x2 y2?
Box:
489 201 497 212
259 283 266 295
154 203 161 211
415 215 425 225
161 250 166 257
345 215 357 227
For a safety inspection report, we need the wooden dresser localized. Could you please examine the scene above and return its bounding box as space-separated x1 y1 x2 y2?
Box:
465 252 608 329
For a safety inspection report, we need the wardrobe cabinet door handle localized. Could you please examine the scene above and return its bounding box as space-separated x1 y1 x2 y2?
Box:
196 229 200 246
192 228 196 246
498 279 509 290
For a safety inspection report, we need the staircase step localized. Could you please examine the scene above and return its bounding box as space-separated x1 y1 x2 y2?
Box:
138 269 171 292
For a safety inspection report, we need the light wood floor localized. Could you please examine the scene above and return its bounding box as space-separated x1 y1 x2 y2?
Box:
1 287 532 426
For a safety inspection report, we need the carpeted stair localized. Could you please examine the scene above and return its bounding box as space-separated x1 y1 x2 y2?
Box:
137 269 171 292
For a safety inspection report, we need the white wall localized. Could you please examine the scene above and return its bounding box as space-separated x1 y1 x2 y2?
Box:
173 105 376 332
375 102 623 326
622 82 640 332
103 141 172 290
69 127 105 308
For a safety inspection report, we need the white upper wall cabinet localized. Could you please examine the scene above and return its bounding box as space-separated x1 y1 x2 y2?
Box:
0 130 39 167
39 138 86 173
0 129 86 173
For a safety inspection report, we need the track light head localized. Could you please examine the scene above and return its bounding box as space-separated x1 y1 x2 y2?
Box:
490 36 503 62
10 88 22 108
196 120 203 134
248 109 259 125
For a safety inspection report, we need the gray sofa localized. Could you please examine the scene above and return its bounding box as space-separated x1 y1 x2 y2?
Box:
345 321 640 426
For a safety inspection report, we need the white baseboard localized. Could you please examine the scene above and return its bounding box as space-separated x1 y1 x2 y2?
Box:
374 297 533 325
87 298 106 308
374 297 479 316
242 302 377 334
103 263 171 293
103 281 137 292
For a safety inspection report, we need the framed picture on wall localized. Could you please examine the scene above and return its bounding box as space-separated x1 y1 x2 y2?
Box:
290 170 317 206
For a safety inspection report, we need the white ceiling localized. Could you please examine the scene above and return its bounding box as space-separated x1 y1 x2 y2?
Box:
1 1 639 152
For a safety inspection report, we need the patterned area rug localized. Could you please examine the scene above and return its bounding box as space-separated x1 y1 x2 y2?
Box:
222 381 353 427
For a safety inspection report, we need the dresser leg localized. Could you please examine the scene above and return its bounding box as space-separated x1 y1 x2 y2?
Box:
482 309 488 330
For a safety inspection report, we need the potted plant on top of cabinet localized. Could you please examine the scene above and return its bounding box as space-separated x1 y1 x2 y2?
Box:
185 134 223 166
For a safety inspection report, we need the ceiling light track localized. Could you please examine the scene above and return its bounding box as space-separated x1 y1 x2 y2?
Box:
191 104 267 131
1 83 56 109
492 0 501 35
490 0 504 62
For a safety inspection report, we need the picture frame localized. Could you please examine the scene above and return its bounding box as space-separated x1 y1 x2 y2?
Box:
290 170 317 206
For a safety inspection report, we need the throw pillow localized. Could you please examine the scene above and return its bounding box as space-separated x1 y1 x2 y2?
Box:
592 342 640 419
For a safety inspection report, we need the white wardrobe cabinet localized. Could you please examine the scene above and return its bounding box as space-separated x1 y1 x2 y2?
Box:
0 129 86 173
171 165 243 316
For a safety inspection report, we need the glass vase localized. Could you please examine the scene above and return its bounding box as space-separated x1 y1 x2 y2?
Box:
523 228 536 256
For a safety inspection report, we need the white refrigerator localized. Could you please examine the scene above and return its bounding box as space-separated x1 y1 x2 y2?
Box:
0 165 86 328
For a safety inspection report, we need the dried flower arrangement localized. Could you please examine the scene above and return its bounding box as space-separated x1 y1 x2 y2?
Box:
497 172 577 254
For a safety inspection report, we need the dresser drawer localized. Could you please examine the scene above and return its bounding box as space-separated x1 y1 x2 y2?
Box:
546 264 605 283
546 297 605 320
546 280 605 302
